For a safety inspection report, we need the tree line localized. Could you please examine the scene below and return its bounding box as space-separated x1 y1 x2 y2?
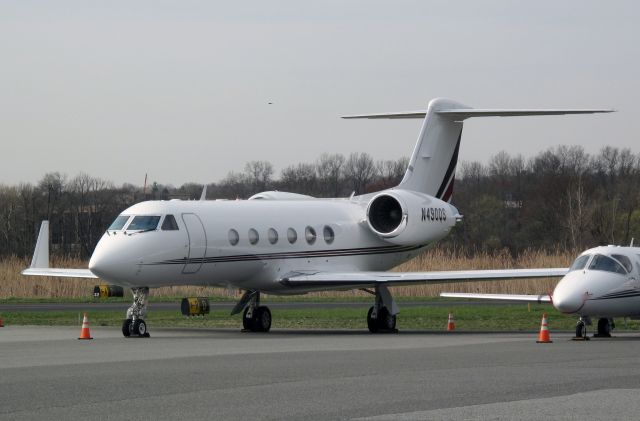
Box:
1 146 638 259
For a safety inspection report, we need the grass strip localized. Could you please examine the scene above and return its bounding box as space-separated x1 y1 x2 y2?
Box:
3 304 640 332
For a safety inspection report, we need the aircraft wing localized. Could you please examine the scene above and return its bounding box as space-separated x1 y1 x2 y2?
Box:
440 292 552 303
279 268 567 290
20 221 98 279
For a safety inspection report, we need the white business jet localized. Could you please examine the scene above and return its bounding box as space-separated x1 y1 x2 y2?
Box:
22 98 611 337
442 245 640 339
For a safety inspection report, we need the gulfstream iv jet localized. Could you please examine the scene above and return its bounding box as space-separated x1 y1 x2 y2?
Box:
22 98 612 337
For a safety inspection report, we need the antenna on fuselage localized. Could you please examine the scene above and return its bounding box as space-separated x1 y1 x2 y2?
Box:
200 185 207 201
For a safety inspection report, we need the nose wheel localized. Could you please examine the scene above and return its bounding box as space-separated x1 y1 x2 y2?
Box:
573 316 591 341
575 321 587 339
123 287 151 338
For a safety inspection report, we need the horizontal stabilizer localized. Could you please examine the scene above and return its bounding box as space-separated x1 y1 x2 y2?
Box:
342 109 614 120
21 268 98 278
440 292 552 303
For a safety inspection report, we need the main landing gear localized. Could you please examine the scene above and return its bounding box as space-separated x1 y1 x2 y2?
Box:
574 316 614 340
365 285 398 333
122 287 150 338
233 290 272 332
594 317 614 338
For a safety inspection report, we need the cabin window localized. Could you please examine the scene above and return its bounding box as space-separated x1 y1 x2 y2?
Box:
248 228 259 245
287 228 297 244
323 226 335 244
161 214 179 231
127 215 160 231
108 215 130 231
305 226 316 245
569 255 590 272
588 254 627 275
228 229 239 246
268 228 278 244
612 254 633 273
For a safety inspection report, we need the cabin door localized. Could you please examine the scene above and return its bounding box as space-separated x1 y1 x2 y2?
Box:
182 213 207 274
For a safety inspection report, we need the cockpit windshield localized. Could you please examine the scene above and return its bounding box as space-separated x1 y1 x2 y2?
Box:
588 254 627 275
108 215 130 231
569 254 590 272
127 215 161 231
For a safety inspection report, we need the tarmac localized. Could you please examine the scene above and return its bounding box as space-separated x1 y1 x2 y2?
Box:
2 326 640 420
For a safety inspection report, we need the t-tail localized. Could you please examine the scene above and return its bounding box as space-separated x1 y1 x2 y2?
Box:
343 98 613 202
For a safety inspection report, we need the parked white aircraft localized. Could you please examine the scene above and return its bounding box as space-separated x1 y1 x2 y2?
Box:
22 98 612 337
442 245 640 339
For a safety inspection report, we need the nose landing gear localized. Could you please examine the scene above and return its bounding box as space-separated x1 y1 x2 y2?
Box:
574 318 589 340
122 287 150 338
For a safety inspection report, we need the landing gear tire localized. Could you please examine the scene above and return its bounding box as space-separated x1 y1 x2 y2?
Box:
367 306 397 333
122 318 132 337
243 306 271 332
377 307 396 331
131 319 149 338
242 307 255 331
255 306 272 332
595 318 612 338
575 321 587 339
367 306 379 333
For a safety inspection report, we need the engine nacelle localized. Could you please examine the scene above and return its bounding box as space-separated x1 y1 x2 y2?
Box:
366 190 458 245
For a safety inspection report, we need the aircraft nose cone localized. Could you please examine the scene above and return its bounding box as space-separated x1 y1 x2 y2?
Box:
88 252 109 279
552 273 586 314
88 239 132 283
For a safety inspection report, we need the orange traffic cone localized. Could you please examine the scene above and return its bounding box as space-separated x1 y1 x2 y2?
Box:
447 312 455 331
78 313 93 340
536 313 552 343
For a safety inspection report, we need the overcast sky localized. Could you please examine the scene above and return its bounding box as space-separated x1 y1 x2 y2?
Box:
1 1 637 187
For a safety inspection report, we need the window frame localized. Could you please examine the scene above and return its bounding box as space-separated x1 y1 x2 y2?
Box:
248 228 259 245
228 229 239 246
287 228 297 244
305 226 317 245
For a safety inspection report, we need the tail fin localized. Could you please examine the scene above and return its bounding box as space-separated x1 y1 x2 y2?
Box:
30 220 49 269
343 98 613 202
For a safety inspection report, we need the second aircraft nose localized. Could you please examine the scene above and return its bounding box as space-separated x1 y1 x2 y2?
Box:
552 272 587 314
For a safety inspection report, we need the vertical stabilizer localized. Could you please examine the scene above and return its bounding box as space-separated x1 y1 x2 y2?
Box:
397 98 465 201
30 221 49 269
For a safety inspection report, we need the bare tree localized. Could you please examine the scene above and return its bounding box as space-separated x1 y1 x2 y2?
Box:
316 153 345 197
244 161 274 193
344 152 375 194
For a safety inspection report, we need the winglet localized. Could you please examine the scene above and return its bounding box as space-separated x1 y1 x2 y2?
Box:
30 221 49 269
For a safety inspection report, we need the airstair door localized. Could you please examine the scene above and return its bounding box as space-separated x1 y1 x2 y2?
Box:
182 213 207 274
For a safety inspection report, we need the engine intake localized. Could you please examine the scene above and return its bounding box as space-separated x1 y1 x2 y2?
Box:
367 194 407 237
